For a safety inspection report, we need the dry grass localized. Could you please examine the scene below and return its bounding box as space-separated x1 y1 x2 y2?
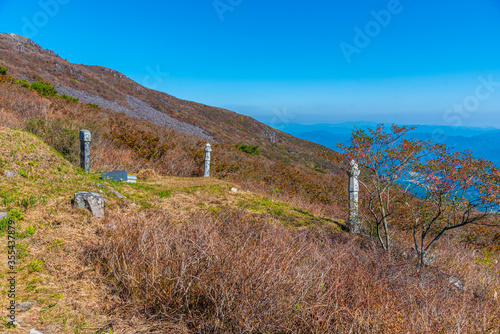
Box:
1 77 500 333
137 169 158 181
0 126 345 333
0 79 348 216
86 208 500 333
0 127 111 332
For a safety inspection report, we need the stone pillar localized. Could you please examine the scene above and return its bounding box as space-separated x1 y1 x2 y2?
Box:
204 143 212 177
347 160 361 234
79 130 91 173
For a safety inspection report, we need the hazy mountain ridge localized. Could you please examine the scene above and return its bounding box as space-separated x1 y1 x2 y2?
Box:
274 122 500 166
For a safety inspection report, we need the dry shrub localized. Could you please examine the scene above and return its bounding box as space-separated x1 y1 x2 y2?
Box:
0 78 51 119
0 107 22 128
0 80 347 215
87 209 500 333
91 137 145 173
158 147 200 177
137 168 159 180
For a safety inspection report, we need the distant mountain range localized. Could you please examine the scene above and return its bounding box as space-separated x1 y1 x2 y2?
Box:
270 122 500 167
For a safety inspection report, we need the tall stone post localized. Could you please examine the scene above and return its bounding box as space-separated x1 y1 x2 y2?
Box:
347 160 361 234
79 130 91 173
204 143 212 178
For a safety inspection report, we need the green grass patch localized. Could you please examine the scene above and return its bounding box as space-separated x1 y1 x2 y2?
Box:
158 189 174 198
26 259 45 273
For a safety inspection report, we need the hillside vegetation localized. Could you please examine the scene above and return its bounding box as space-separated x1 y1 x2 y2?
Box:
1 126 499 333
0 33 340 171
0 35 500 333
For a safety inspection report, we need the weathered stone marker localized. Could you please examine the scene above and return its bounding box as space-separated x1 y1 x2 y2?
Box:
347 160 362 234
101 170 128 182
204 143 212 178
79 130 91 173
101 170 137 183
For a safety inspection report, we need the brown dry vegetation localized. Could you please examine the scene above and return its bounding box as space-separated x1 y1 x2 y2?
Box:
0 75 347 217
1 123 499 333
0 40 500 332
88 209 500 333
0 33 339 169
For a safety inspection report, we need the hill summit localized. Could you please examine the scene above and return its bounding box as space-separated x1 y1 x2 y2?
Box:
0 33 339 171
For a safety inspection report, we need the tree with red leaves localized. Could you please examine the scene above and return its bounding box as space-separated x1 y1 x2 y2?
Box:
339 124 500 264
339 124 430 251
408 145 500 267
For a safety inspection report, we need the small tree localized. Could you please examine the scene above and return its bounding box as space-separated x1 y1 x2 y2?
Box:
30 80 57 97
407 146 500 267
339 124 431 251
0 66 8 75
236 143 260 155
340 124 500 264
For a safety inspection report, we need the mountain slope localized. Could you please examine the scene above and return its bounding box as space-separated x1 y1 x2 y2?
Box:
0 126 344 332
0 33 339 171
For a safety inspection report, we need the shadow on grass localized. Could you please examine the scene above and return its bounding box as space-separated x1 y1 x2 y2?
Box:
293 208 348 231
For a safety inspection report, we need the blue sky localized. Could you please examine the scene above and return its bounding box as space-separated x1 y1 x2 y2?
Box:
1 0 500 127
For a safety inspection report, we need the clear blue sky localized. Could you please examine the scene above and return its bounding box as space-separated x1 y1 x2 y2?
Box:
1 0 500 128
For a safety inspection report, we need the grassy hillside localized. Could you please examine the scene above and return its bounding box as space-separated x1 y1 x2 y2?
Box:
1 33 500 333
1 127 499 333
0 33 341 171
0 69 347 219
0 126 343 332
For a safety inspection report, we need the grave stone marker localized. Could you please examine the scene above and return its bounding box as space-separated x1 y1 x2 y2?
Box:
204 143 212 177
101 170 128 182
347 160 362 234
79 130 91 172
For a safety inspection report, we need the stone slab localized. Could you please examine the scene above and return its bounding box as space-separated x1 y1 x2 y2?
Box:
101 170 128 182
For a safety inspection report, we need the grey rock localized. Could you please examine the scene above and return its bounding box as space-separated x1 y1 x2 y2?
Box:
4 170 16 178
347 160 362 234
412 248 436 266
73 192 106 217
15 302 33 311
0 212 8 220
109 187 126 199
29 330 44 334
79 130 91 172
448 276 464 290
423 252 435 266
